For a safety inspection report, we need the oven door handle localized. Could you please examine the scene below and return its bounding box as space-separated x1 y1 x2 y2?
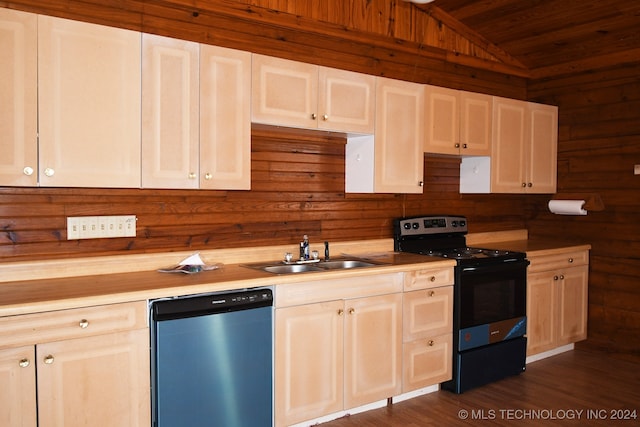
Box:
461 259 530 274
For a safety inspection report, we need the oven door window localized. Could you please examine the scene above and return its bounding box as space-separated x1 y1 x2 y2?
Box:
458 261 527 329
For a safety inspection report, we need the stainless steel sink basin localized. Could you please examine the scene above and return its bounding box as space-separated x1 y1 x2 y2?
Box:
242 257 386 275
261 264 324 274
316 259 378 270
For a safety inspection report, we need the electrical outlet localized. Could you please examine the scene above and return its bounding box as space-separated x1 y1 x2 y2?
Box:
67 215 137 240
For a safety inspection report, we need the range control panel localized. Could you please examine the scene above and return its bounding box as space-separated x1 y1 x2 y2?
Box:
394 215 468 237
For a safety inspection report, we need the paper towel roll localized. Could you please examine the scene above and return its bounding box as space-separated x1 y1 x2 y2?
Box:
548 200 587 215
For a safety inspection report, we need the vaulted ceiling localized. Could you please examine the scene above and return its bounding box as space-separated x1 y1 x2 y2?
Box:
425 0 640 79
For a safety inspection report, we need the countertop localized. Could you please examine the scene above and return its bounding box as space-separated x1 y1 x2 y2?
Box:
0 234 591 317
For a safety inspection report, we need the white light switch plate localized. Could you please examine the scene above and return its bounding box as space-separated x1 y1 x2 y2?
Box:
635 164 640 175
67 215 136 240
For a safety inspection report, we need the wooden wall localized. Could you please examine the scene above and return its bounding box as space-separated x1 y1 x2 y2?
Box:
527 63 640 359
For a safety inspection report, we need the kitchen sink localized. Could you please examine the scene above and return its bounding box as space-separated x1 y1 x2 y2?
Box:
242 258 386 275
261 264 324 274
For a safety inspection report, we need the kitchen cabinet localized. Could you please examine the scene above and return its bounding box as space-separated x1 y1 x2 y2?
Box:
38 15 141 188
526 249 589 356
0 8 38 186
274 273 402 426
142 34 200 189
460 97 557 193
252 54 375 134
491 98 557 193
0 301 150 427
402 268 454 392
199 44 252 189
346 77 425 193
424 85 492 156
142 36 252 190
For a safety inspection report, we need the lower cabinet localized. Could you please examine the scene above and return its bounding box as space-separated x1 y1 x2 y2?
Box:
402 269 454 392
0 302 150 427
275 292 402 426
526 249 590 356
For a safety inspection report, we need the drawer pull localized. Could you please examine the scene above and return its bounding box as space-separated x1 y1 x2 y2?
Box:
79 319 90 329
44 355 55 365
428 340 434 347
429 290 435 297
568 258 574 263
19 358 30 368
429 276 436 282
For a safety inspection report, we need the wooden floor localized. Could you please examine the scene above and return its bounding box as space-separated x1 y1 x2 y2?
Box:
322 349 640 426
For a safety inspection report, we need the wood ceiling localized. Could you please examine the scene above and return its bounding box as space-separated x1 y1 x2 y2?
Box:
426 0 640 79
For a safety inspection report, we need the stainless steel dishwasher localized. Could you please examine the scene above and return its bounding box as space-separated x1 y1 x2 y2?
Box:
150 288 273 427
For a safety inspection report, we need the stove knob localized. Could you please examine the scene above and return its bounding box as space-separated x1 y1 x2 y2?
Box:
403 223 411 230
412 222 419 229
451 221 458 227
460 220 466 227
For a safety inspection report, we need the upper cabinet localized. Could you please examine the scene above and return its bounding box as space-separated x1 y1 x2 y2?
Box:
251 54 375 134
424 86 492 156
142 34 200 189
199 45 252 190
142 35 251 190
38 15 141 187
491 97 557 193
374 77 425 193
460 97 558 194
0 8 38 186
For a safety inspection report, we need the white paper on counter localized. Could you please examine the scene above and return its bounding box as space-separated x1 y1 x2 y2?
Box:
548 199 588 215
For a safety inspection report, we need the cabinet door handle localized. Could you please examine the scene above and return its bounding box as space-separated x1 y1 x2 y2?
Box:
554 275 559 281
23 167 34 176
19 358 30 368
322 114 328 121
559 275 565 280
429 290 435 297
522 182 527 188
204 173 212 180
44 355 55 365
462 144 467 149
428 340 434 347
311 113 317 120
419 181 424 187
44 168 55 177
188 172 196 179
455 143 460 148
79 319 89 329
527 182 533 187
337 309 344 316
348 308 355 315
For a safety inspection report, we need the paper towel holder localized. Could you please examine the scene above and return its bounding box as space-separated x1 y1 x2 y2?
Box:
551 193 604 211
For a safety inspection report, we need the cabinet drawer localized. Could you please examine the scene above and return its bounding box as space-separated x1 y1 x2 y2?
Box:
527 250 589 272
0 301 147 349
404 268 454 291
402 333 452 392
403 286 453 342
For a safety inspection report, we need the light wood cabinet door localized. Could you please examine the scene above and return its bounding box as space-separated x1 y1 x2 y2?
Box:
38 15 141 188
0 346 37 427
527 102 558 193
424 85 459 155
344 293 402 409
36 329 150 427
252 54 318 129
491 97 528 192
460 91 492 155
142 34 199 189
557 265 589 346
403 286 453 342
526 270 557 355
318 67 375 134
0 8 37 186
275 300 344 427
200 45 251 189
374 77 425 193
402 333 452 392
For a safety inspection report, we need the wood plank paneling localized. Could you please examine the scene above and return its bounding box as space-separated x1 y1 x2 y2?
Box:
527 63 640 357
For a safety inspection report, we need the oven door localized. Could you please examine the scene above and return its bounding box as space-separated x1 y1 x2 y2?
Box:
456 259 528 351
